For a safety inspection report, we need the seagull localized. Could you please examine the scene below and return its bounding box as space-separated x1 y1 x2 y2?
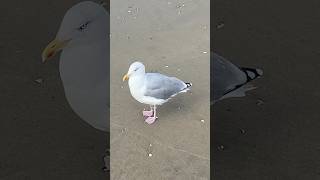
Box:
122 62 192 124
212 52 263 104
41 1 109 132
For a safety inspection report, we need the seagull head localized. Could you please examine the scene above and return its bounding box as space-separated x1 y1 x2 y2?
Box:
42 1 108 62
123 61 145 81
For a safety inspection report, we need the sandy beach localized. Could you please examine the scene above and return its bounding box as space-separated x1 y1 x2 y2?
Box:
0 0 209 179
110 0 210 179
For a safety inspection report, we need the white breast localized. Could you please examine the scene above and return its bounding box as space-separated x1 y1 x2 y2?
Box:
128 76 145 103
59 40 109 131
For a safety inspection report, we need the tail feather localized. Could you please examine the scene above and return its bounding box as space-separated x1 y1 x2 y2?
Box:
222 67 263 96
180 82 192 93
185 82 192 88
240 67 263 83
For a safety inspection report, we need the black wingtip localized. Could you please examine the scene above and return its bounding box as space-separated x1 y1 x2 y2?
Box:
185 82 192 88
222 67 263 96
240 67 263 82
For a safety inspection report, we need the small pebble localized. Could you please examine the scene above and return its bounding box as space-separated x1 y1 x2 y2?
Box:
256 99 264 106
34 78 43 84
165 65 169 68
240 129 246 134
176 3 185 8
202 25 207 30
149 144 152 147
203 51 208 54
121 86 124 89
216 22 225 29
200 119 205 123
148 153 153 157
218 145 225 151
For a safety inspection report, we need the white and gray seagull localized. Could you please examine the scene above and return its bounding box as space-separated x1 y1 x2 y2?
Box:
123 62 192 124
212 52 263 104
41 1 109 171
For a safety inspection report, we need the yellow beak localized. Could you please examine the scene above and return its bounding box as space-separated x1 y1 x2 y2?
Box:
122 74 129 81
41 39 70 62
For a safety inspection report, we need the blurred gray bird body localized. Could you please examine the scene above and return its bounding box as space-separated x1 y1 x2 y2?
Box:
212 53 263 104
57 1 109 131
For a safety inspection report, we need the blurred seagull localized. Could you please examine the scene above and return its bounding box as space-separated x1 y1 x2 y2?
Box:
212 53 263 104
42 1 109 132
123 62 192 124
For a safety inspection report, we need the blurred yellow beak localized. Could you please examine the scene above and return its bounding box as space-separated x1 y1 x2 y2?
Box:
41 39 70 62
122 74 129 81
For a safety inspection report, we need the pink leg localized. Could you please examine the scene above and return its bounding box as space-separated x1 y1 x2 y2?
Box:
143 105 153 117
145 105 158 124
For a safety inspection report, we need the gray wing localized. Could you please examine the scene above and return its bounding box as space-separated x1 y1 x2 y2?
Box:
144 73 187 100
212 53 247 101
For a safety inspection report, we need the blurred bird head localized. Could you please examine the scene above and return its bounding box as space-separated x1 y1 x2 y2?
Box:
42 1 108 62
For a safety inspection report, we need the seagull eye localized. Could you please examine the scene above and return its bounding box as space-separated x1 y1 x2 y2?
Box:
78 21 90 31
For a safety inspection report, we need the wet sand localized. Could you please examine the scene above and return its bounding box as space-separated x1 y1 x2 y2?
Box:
0 0 108 179
110 0 210 179
214 0 320 179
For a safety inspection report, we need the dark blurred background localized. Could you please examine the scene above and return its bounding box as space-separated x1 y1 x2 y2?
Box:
0 1 108 179
213 0 320 179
